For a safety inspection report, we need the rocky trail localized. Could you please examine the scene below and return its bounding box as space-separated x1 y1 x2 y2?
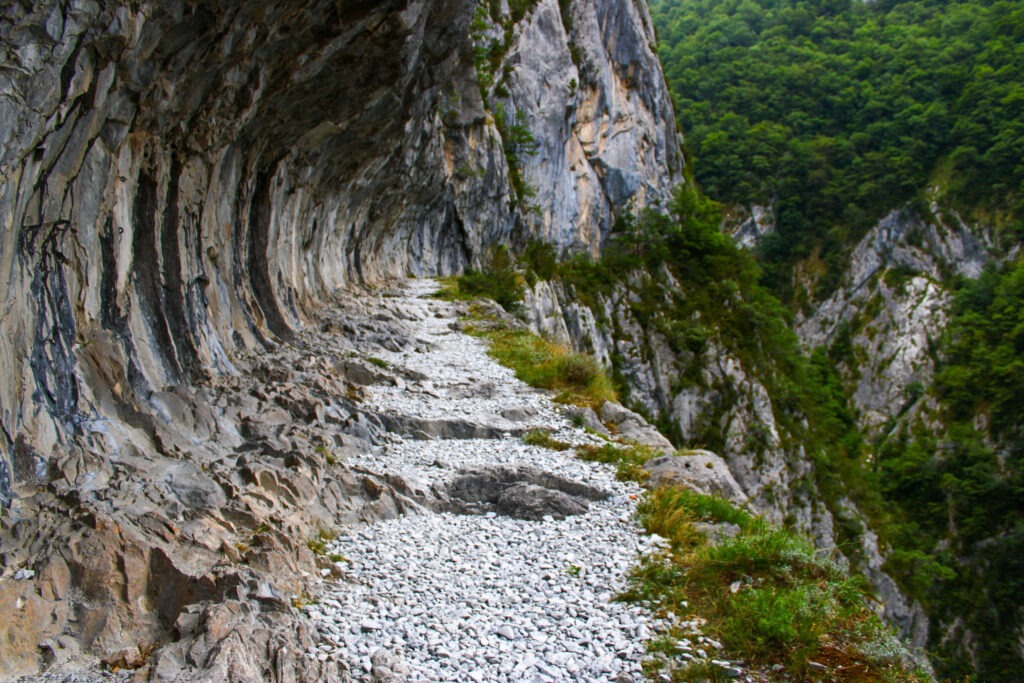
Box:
1 278 745 682
306 279 654 681
298 279 734 681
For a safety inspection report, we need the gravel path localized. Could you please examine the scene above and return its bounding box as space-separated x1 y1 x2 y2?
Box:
305 279 668 681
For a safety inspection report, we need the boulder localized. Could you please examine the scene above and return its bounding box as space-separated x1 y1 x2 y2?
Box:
598 402 674 452
562 405 611 437
643 450 748 504
446 466 607 520
495 483 589 521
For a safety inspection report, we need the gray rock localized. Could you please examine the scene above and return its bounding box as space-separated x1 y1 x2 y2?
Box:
370 649 409 682
446 466 608 516
0 0 683 678
336 358 396 387
495 483 589 521
562 405 611 437
643 451 748 504
598 402 674 452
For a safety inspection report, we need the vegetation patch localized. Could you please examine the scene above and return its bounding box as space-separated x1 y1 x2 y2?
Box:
306 527 338 557
439 264 615 408
523 429 572 451
623 487 928 682
435 246 524 311
576 442 660 483
873 259 1024 678
484 325 616 408
650 0 1024 300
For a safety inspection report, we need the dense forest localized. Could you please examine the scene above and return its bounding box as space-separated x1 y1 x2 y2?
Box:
648 0 1024 679
650 0 1024 298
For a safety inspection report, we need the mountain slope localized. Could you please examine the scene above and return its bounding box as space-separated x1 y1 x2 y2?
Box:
649 0 1024 677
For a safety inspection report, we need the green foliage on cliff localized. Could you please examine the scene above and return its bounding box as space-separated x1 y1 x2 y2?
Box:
470 1 540 207
439 265 617 408
545 189 881 561
649 0 1024 298
626 487 927 681
440 245 524 311
873 259 1024 680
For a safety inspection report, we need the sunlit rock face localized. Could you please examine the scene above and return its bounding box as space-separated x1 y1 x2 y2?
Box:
499 0 684 252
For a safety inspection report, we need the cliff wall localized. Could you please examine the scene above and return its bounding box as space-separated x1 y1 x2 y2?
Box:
0 1 679 678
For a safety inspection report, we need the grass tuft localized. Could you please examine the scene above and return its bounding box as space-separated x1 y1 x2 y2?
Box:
523 429 572 451
576 442 660 482
626 486 928 681
484 326 616 408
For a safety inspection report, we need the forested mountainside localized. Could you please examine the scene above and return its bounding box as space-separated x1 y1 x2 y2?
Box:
651 0 1023 298
646 0 1024 678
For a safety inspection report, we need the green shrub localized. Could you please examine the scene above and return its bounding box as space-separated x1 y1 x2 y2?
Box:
522 240 558 281
437 245 524 311
626 487 927 681
482 326 617 408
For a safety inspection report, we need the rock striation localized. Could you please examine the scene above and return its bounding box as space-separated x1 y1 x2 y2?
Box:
0 0 680 678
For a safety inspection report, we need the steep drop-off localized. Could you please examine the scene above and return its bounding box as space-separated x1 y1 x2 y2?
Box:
0 0 679 678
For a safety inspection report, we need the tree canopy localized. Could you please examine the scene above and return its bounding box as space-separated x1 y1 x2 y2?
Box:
650 0 1024 297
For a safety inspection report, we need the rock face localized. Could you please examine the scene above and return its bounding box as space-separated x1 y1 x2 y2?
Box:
517 206 986 655
498 0 684 251
599 401 674 451
795 205 992 435
522 278 823 535
0 0 679 677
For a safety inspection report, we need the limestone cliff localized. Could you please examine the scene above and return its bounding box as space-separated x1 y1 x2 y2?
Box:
0 0 679 678
795 204 992 435
516 203 981 652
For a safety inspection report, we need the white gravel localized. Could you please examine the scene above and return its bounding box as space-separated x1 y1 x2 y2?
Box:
307 279 673 681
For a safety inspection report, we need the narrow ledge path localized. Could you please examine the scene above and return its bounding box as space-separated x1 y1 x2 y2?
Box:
304 279 669 682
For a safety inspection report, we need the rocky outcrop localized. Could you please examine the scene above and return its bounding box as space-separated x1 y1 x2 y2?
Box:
598 400 674 451
518 261 948 666
494 0 684 251
796 204 992 435
0 0 678 503
643 450 748 504
522 277 824 534
0 288 447 680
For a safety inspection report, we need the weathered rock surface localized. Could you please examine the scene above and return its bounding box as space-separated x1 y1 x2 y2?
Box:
0 0 680 678
0 290 445 681
796 205 992 435
495 0 684 251
522 278 819 534
599 401 675 452
447 465 608 520
643 451 748 504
